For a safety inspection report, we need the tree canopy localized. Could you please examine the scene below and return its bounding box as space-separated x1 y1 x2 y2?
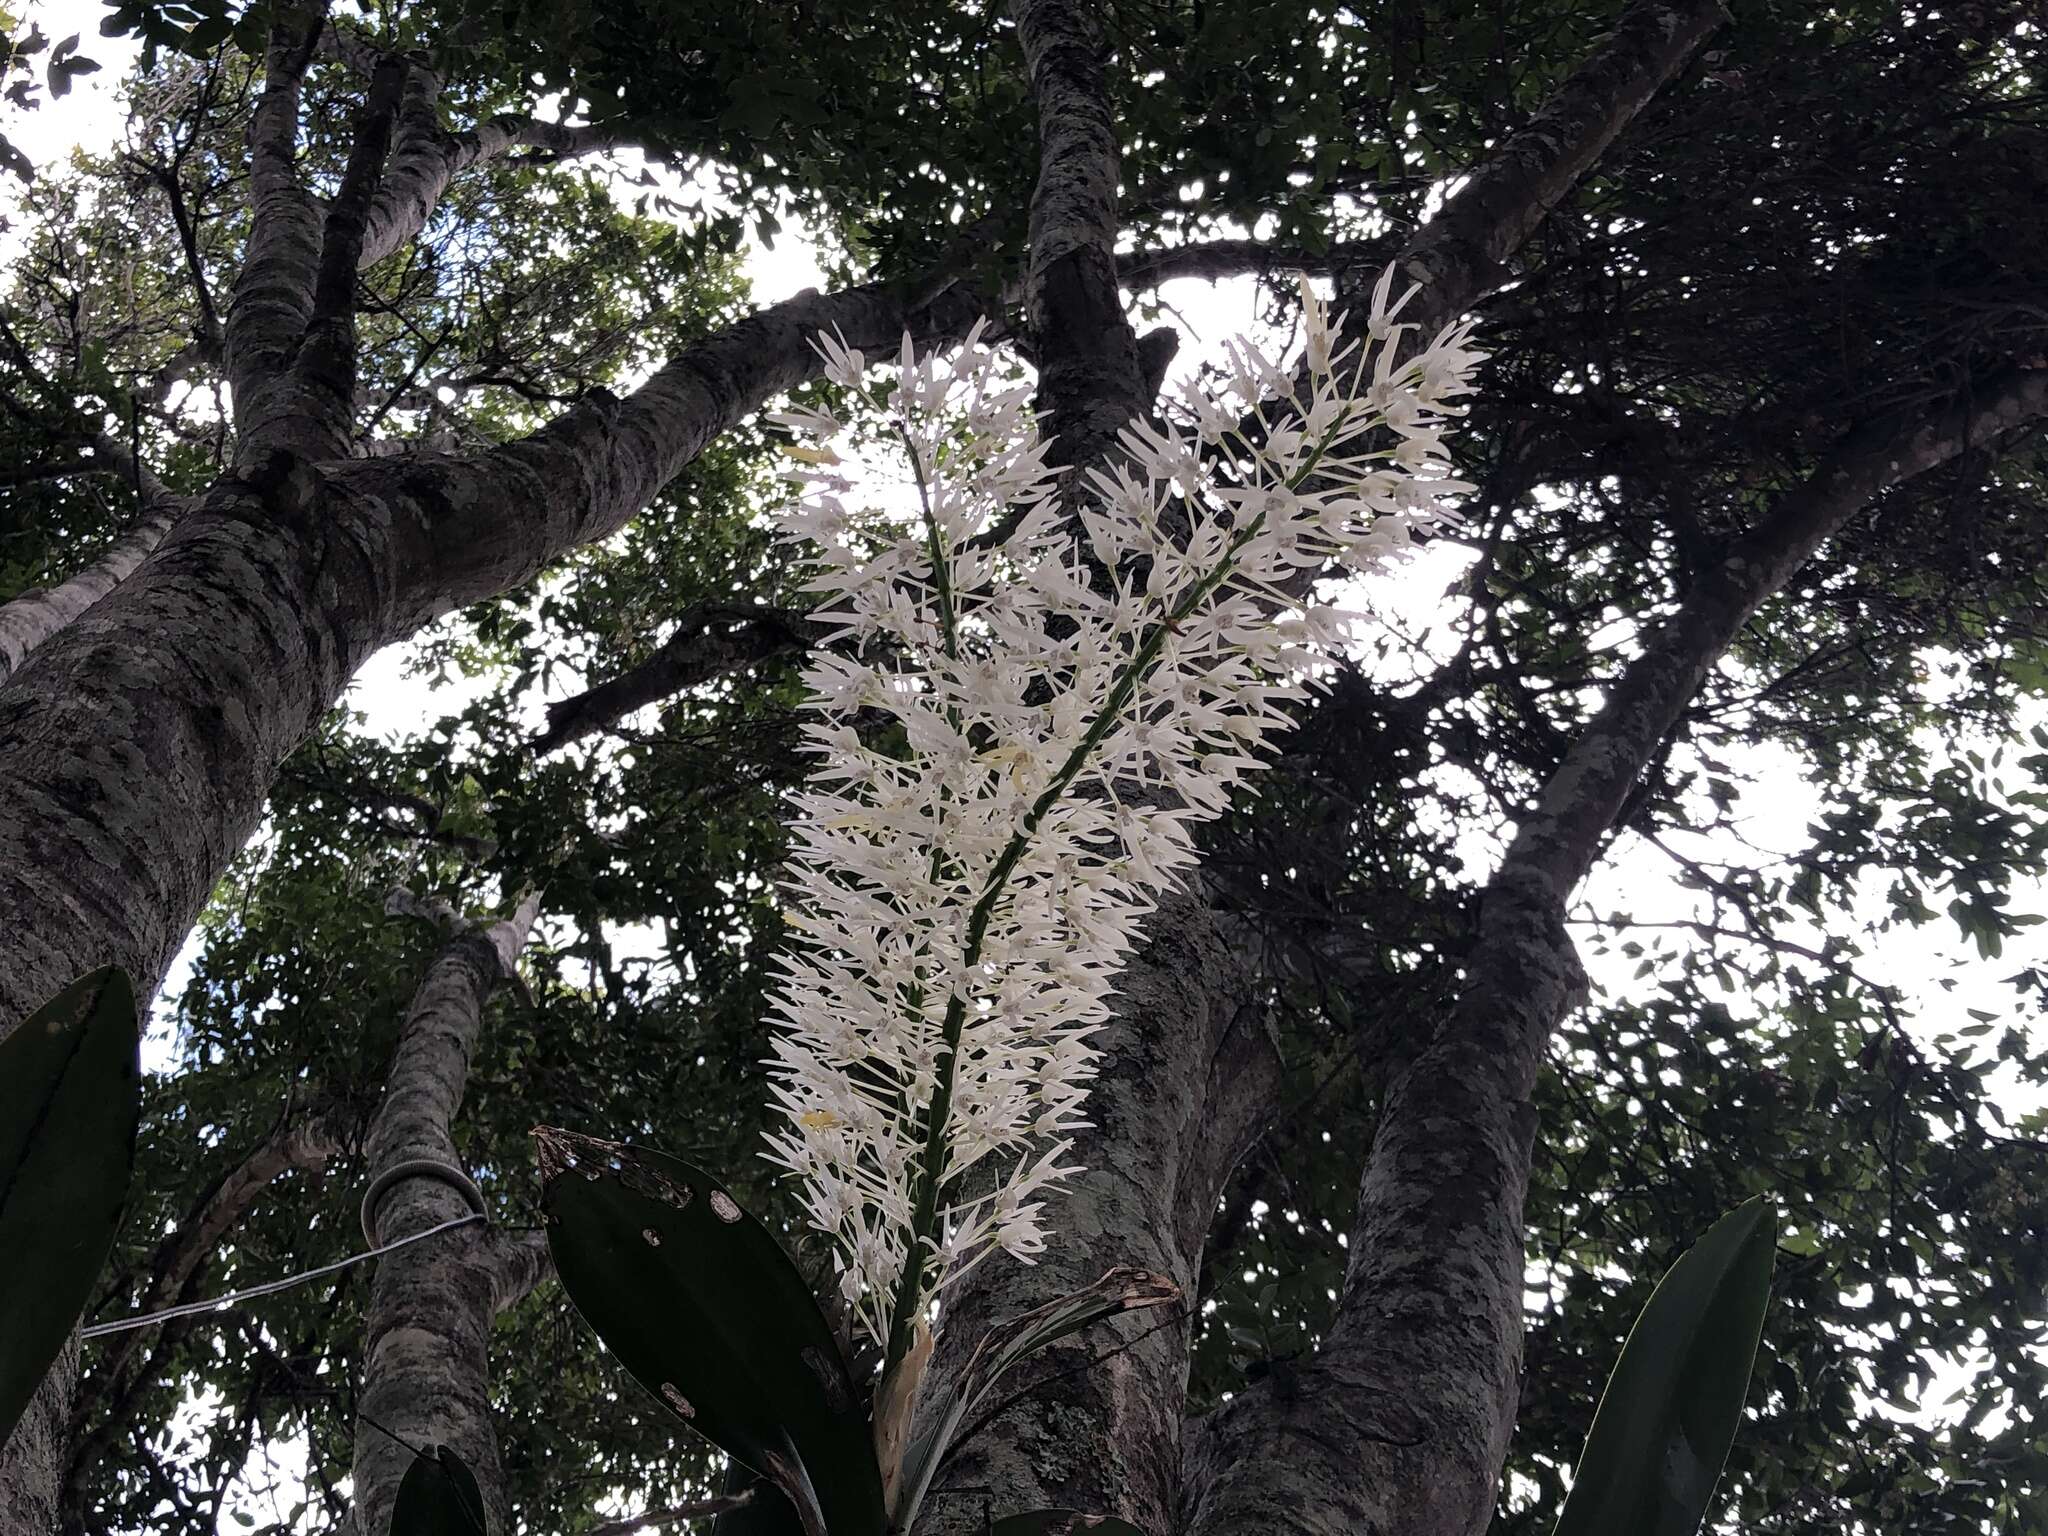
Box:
1 1 2045 1534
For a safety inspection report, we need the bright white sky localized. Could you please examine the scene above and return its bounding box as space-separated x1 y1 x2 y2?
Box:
9 0 2044 1527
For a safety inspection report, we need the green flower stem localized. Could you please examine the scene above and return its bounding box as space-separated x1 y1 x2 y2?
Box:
877 507 1275 1380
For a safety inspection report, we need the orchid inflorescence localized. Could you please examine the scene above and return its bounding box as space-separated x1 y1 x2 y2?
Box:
761 269 1483 1371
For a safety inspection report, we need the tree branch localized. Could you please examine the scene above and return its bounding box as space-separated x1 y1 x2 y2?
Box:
224 3 331 454
358 84 633 271
532 604 817 754
0 508 179 684
283 53 408 459
1367 0 1731 340
1119 237 1399 295
63 1108 344 1505
332 271 988 632
1183 369 2048 1536
1014 0 1148 468
351 894 540 1536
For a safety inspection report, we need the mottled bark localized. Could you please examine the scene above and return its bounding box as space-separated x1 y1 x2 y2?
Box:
0 275 981 1057
289 54 409 461
351 895 539 1536
360 104 628 270
919 893 1278 1536
0 510 176 684
225 8 331 456
0 267 976 1536
1013 0 1147 472
1181 371 2048 1536
533 604 818 754
1117 238 1398 295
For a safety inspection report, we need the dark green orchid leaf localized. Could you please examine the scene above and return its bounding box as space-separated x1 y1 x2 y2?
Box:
893 1268 1178 1530
990 1511 1145 1536
391 1443 487 1534
536 1128 883 1536
0 966 139 1449
1553 1197 1778 1536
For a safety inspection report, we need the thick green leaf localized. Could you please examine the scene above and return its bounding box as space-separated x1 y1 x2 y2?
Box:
892 1269 1178 1531
1553 1198 1778 1536
990 1512 1145 1536
0 967 139 1448
391 1444 487 1535
537 1128 883 1536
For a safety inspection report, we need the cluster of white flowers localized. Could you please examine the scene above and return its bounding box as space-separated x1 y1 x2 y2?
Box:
760 270 1483 1361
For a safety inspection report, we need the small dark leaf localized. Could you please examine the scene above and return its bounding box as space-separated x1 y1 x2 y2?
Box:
537 1129 884 1536
50 55 101 96
0 130 31 185
0 967 139 1449
391 1444 487 1535
1552 1198 1778 1536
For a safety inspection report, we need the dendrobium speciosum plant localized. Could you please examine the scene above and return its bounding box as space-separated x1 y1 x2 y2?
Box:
760 269 1484 1382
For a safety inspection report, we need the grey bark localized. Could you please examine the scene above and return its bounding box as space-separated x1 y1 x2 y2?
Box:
359 95 629 270
351 894 541 1536
225 9 334 459
1013 0 1147 475
1180 372 2048 1536
921 894 1278 1534
916 4 1729 1532
0 72 975 1531
0 510 176 684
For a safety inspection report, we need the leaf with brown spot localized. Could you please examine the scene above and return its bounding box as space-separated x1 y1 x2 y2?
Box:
537 1129 884 1536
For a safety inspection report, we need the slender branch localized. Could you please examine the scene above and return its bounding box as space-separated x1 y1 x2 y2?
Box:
62 1109 344 1506
358 103 633 270
1367 0 1731 340
587 1493 756 1536
1119 237 1400 295
0 509 180 684
223 3 330 451
149 160 225 357
285 53 408 459
532 605 818 755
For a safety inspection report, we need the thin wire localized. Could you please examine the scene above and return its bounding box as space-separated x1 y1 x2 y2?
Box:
80 1213 487 1339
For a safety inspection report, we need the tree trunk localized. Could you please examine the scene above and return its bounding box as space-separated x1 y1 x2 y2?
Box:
351 896 542 1536
1180 369 2048 1536
920 893 1277 1533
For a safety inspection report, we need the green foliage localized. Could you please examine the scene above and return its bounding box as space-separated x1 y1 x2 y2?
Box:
0 967 138 1448
22 2 2048 1532
391 1444 489 1536
539 1133 882 1536
1552 1200 1776 1536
